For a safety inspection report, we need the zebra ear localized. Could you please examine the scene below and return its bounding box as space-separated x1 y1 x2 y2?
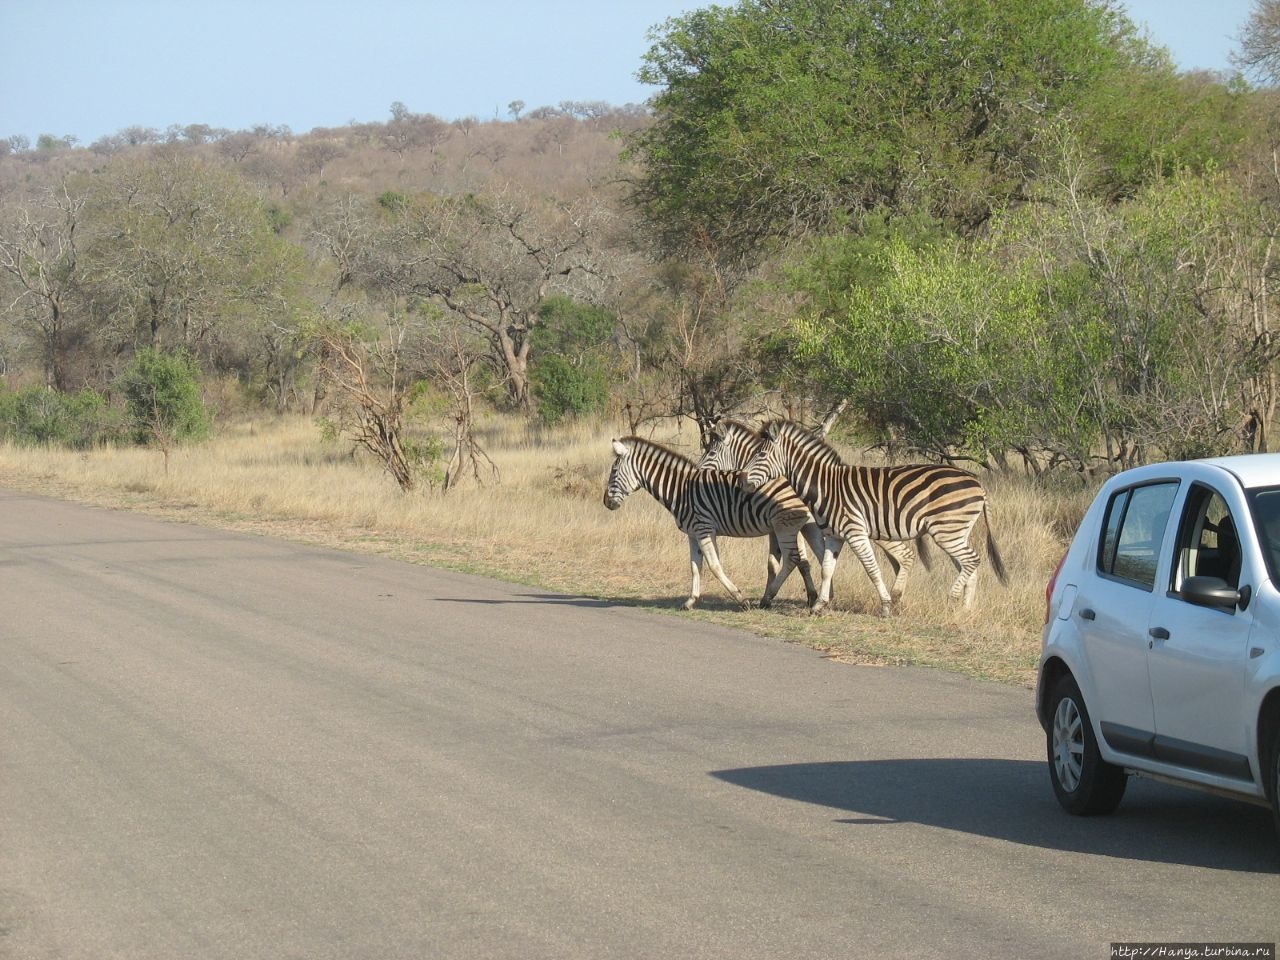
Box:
611 438 629 457
762 422 778 441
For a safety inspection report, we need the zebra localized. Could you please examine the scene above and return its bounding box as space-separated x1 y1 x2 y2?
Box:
738 420 1007 617
603 436 826 611
696 419 838 597
699 420 931 610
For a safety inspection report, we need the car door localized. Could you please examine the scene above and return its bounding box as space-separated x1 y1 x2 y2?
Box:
1145 482 1253 780
1073 480 1180 753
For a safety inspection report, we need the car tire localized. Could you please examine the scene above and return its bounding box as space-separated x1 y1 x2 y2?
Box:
1047 674 1127 816
1270 730 1280 844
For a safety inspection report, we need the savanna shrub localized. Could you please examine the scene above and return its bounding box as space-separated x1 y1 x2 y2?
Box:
0 385 125 448
531 296 613 425
532 354 608 425
117 348 212 444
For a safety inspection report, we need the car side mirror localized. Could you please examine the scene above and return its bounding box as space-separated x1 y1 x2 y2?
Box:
1180 575 1249 611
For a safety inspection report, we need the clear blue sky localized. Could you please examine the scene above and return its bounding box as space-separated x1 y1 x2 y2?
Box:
0 0 1258 146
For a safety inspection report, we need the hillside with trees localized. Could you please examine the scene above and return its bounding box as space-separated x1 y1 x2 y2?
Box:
3 0 1280 485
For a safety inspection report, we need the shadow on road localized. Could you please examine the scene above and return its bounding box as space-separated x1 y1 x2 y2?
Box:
434 593 626 609
433 593 818 613
713 758 1278 873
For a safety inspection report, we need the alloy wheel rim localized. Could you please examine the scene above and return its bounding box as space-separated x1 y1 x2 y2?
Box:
1052 696 1085 792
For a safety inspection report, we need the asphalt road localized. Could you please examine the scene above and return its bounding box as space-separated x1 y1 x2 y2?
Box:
2 486 1278 960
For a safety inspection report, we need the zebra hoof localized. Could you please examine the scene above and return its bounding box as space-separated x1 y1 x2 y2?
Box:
878 602 895 618
758 596 773 610
808 600 828 616
682 598 697 610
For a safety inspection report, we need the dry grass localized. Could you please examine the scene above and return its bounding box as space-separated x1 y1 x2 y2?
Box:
0 414 1099 687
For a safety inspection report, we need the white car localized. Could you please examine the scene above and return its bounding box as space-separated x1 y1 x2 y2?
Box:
1038 454 1280 839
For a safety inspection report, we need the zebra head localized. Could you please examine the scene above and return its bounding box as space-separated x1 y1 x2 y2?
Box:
603 438 639 510
697 420 760 474
697 425 734 472
739 422 786 493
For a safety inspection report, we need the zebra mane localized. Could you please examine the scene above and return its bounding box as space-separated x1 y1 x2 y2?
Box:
616 435 698 470
759 419 844 464
712 420 762 443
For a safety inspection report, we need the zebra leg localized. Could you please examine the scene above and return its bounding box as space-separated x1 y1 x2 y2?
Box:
685 536 705 610
765 531 783 588
804 529 839 613
813 536 842 612
759 537 795 609
846 532 895 617
878 540 917 600
949 550 981 608
795 523 822 610
696 533 751 610
761 529 817 609
935 525 982 608
787 522 824 612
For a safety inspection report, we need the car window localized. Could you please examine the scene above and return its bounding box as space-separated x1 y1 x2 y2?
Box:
1172 485 1241 591
1098 481 1179 589
1250 487 1280 582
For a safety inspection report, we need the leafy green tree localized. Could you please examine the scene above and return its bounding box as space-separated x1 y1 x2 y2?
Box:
77 151 297 356
626 0 1143 264
791 233 1052 464
1071 60 1252 202
797 166 1278 473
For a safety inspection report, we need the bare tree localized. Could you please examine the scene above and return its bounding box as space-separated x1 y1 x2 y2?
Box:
216 131 260 163
0 179 85 389
610 245 763 446
381 104 453 163
297 140 345 181
422 320 499 491
1235 0 1280 84
315 309 421 492
371 188 608 411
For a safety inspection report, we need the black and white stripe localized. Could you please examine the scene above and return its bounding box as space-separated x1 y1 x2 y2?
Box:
700 420 930 609
739 420 1007 616
604 436 823 611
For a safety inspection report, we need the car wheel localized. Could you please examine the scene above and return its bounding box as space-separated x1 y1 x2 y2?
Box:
1271 730 1280 844
1047 674 1127 816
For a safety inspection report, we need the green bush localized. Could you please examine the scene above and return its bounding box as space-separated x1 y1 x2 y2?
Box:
531 297 613 425
0 385 125 448
531 354 608 426
117 348 212 445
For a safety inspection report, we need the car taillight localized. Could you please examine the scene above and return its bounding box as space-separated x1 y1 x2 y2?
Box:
1045 550 1068 625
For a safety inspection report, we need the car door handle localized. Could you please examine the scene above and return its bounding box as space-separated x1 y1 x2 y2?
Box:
1148 626 1170 641
1079 608 1096 621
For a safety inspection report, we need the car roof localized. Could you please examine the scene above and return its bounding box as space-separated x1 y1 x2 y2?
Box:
1197 453 1280 490
1107 453 1280 493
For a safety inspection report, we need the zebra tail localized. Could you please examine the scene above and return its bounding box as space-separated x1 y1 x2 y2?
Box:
984 505 1009 586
